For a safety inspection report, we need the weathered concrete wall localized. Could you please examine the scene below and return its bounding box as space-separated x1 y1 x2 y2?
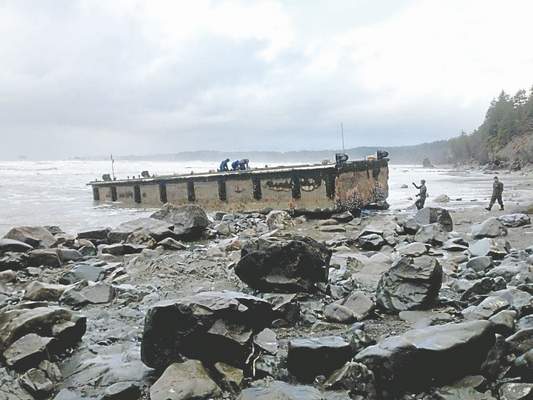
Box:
335 163 389 209
90 160 389 213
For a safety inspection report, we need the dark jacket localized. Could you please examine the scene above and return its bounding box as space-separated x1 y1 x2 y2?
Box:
492 181 504 196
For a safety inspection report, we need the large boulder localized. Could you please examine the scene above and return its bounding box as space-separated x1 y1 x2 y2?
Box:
376 256 442 312
28 249 61 268
413 207 453 232
108 217 175 243
3 227 56 249
149 360 221 400
0 303 86 358
498 214 531 228
141 291 273 371
287 336 352 382
234 237 331 293
471 217 508 239
151 204 209 240
357 233 385 250
23 282 71 302
355 320 495 396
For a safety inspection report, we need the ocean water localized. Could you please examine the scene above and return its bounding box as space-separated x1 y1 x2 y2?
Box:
0 160 527 236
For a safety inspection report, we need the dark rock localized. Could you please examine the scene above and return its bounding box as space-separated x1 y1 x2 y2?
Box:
3 333 54 371
56 248 83 263
59 263 105 284
77 227 110 241
517 315 533 330
323 362 377 398
0 239 33 254
0 367 33 400
102 381 141 400
287 336 352 382
149 360 221 400
19 368 54 398
0 303 86 355
235 237 331 293
358 234 385 250
376 256 443 312
141 291 273 370
23 281 70 302
498 214 531 228
355 320 495 396
28 249 61 268
101 243 144 256
466 256 494 273
492 288 533 316
151 204 209 240
488 310 517 336
513 349 533 378
506 328 533 355
3 226 56 249
462 296 509 320
324 292 374 323
237 381 323 400
0 252 28 271
460 277 506 302
471 217 507 239
402 218 420 235
213 362 244 392
331 212 354 223
261 293 300 324
413 207 453 232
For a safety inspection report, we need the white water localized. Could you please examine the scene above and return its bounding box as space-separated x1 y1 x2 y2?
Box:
0 160 526 235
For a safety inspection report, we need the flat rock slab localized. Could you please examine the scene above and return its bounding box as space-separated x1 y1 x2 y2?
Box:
376 255 443 312
398 310 453 328
141 291 273 370
3 333 54 370
149 360 221 400
237 380 323 400
108 218 174 243
355 320 495 396
324 292 375 323
469 238 509 259
59 264 105 284
288 336 352 382
0 304 86 355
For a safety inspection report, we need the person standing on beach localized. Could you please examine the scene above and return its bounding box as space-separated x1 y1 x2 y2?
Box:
486 176 504 211
412 179 427 210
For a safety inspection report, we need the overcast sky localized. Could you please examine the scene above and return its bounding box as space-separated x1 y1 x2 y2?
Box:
1 0 533 159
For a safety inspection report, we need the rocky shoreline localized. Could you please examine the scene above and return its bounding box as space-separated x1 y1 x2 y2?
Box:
0 199 532 400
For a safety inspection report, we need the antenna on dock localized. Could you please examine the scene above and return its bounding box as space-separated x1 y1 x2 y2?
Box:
340 122 345 153
110 154 115 180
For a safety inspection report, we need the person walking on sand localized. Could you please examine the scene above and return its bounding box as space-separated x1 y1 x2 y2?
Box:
486 176 504 211
412 179 427 210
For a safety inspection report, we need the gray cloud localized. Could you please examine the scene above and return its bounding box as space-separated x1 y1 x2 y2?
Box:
1 0 532 159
